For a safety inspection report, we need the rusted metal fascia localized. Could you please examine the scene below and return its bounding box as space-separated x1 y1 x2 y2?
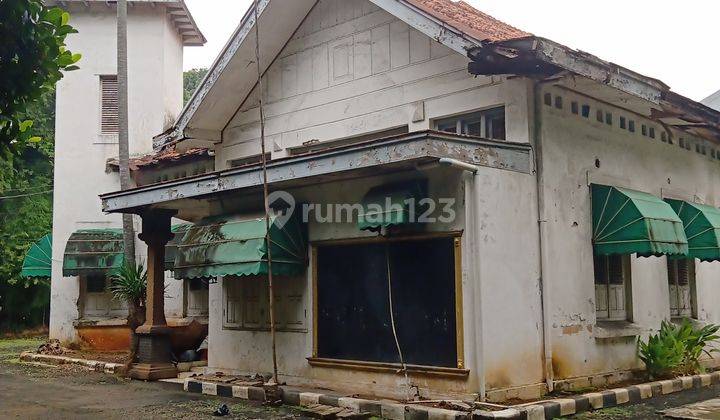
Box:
102 132 532 213
153 0 271 150
369 0 481 56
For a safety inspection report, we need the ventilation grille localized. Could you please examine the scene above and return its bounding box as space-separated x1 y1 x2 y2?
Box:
100 76 119 134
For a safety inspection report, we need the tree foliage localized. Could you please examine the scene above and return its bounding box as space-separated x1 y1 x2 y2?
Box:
184 68 208 105
0 0 79 158
0 89 55 332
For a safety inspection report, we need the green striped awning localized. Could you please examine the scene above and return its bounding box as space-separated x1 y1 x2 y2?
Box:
358 181 425 231
21 234 52 279
592 184 688 256
666 199 720 261
174 212 307 279
63 229 124 276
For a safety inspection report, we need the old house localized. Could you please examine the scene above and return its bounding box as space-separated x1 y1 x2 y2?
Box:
38 0 211 350
99 0 720 402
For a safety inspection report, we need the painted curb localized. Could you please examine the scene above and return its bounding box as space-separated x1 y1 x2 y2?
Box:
184 379 467 420
186 372 720 419
19 351 125 375
473 371 720 419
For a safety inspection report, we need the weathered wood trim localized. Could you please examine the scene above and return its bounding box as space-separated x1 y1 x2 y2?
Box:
311 246 319 358
154 0 273 149
102 131 532 213
307 357 470 379
454 236 465 370
369 0 480 56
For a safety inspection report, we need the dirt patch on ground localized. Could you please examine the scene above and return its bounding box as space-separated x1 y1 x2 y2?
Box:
0 337 306 419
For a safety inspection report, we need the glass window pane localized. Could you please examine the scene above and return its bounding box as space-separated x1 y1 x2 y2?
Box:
86 275 107 293
483 107 506 140
608 255 624 285
594 254 608 285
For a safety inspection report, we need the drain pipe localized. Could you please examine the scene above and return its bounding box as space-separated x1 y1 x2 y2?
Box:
533 80 554 393
439 158 480 173
435 157 485 400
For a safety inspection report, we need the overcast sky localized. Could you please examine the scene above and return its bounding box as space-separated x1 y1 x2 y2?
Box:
183 0 718 102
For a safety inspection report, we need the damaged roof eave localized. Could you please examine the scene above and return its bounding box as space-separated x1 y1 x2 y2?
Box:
468 36 720 143
102 131 532 214
469 37 667 104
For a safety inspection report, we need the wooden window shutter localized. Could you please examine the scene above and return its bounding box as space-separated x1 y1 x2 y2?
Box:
667 260 678 286
100 76 119 134
677 260 690 286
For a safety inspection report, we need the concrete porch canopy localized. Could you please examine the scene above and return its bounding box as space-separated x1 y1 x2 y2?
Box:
100 130 532 216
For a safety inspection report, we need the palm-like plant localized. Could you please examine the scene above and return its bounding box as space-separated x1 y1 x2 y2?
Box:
110 262 146 364
109 262 147 308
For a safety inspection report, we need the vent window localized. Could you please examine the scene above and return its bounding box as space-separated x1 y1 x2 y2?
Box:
100 76 119 134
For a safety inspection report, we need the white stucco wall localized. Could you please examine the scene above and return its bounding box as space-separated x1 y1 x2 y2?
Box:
200 159 542 400
199 0 542 399
50 3 186 343
539 84 720 381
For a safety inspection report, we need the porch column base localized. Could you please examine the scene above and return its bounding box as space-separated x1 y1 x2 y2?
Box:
128 332 177 381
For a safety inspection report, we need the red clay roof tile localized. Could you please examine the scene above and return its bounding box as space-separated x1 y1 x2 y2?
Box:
405 0 531 42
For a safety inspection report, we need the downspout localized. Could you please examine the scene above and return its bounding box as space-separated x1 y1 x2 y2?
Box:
437 158 485 400
533 80 554 393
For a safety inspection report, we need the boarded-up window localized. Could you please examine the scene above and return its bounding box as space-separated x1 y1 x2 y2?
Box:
186 279 209 317
222 276 306 331
667 259 695 318
594 254 630 321
316 238 457 367
100 76 119 134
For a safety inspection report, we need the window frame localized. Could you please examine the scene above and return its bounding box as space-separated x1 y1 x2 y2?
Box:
667 258 697 319
221 275 307 333
185 278 209 318
80 273 127 319
593 254 633 322
310 232 465 370
434 107 506 141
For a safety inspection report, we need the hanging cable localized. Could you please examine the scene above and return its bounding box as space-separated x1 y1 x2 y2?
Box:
0 184 53 194
253 0 279 386
0 190 53 201
385 242 416 402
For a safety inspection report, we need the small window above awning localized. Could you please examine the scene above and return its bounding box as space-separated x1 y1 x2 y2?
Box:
21 234 52 279
174 212 307 279
592 184 688 256
666 199 720 261
358 181 425 231
63 229 124 277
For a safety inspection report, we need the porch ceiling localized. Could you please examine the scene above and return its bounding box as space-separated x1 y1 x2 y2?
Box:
100 131 532 215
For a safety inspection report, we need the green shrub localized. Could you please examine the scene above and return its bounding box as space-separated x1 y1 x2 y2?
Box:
638 319 720 379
